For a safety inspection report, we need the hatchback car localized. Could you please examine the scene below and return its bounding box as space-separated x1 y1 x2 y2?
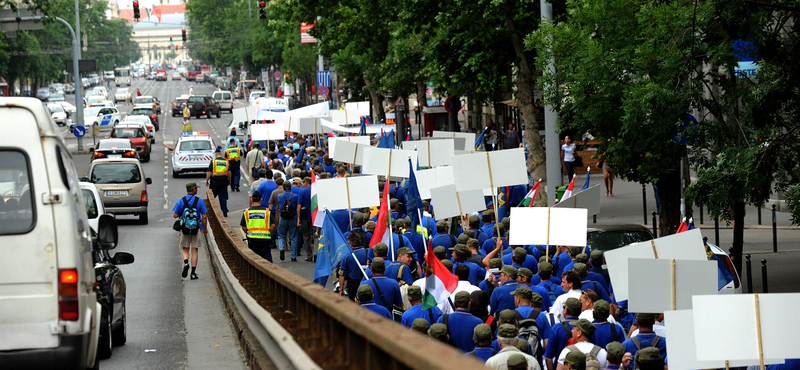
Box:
35 88 51 101
130 107 159 130
109 126 151 162
89 158 152 224
187 95 221 119
172 96 188 116
92 139 139 161
122 115 156 139
134 95 161 114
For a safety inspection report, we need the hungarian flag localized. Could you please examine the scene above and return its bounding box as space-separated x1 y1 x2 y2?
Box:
144 7 151 19
369 179 393 250
311 172 324 227
154 7 162 22
557 175 576 204
676 218 688 234
423 239 458 310
406 129 412 141
518 179 541 207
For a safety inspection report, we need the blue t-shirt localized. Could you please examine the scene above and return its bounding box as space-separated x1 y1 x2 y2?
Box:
403 232 426 262
173 194 207 230
468 348 496 362
298 186 311 220
361 276 402 308
481 237 509 257
277 192 298 219
529 285 553 312
256 181 278 208
489 281 519 315
340 247 368 280
622 330 668 360
543 316 579 360
385 261 415 286
480 223 496 238
436 309 483 353
420 215 437 237
591 320 626 349
330 209 352 233
432 234 456 259
400 303 443 327
360 301 392 320
452 261 486 286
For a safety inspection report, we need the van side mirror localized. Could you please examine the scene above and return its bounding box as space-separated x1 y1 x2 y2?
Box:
95 214 118 250
112 251 134 265
146 177 152 185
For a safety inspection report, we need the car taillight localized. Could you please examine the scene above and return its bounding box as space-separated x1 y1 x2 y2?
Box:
141 190 148 202
152 114 157 120
58 268 79 321
123 150 136 157
93 152 106 158
173 103 177 107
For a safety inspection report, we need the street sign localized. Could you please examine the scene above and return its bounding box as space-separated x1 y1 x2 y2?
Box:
73 125 86 138
0 9 44 32
274 71 282 79
395 95 406 110
444 97 455 113
317 70 331 87
319 86 329 96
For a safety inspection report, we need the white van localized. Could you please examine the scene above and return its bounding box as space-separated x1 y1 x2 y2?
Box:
0 97 114 369
212 90 234 114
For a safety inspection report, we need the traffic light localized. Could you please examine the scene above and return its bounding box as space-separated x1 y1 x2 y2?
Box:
181 29 187 42
258 0 266 20
133 1 140 20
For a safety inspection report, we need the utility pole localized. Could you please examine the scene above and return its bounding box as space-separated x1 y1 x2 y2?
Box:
542 0 562 200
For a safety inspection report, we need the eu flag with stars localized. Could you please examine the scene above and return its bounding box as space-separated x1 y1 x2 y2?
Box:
313 209 354 286
359 116 367 136
475 127 488 151
404 158 423 234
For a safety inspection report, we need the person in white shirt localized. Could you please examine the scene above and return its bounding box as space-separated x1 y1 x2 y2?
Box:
557 319 607 370
561 136 577 180
450 264 483 308
628 313 667 338
550 270 582 323
577 289 617 325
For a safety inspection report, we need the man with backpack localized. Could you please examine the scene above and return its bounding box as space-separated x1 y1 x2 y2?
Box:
513 286 551 361
206 147 232 217
557 319 607 370
172 182 207 280
240 191 273 262
621 313 667 361
435 291 483 353
544 297 582 370
485 324 541 370
275 181 300 261
467 324 497 362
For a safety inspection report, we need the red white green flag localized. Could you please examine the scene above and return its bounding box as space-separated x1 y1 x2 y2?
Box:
423 239 458 309
311 171 323 227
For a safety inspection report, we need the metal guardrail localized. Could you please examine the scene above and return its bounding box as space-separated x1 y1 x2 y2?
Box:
204 191 488 370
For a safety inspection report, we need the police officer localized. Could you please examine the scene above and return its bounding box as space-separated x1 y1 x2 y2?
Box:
225 138 243 192
240 191 273 262
206 146 231 217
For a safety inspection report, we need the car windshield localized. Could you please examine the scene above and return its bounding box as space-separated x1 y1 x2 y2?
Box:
136 97 154 104
178 140 212 151
91 163 141 184
84 108 101 117
81 188 99 219
117 88 129 94
48 105 64 113
125 116 150 124
131 109 152 116
98 140 132 150
49 93 65 101
112 128 145 138
88 96 105 103
586 229 654 252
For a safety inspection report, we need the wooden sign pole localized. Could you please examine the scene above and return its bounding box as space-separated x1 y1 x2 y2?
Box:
651 240 659 259
455 191 463 217
485 153 500 239
755 293 765 370
345 179 353 231
427 141 431 168
671 258 676 311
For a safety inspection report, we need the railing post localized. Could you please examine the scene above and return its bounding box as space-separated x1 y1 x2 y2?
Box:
699 203 704 224
772 204 778 253
652 211 657 236
642 184 647 225
745 254 753 294
714 216 720 246
761 259 769 293
757 203 762 225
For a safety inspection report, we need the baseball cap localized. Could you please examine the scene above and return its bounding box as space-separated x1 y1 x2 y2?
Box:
457 234 470 244
501 265 518 279
606 341 625 363
489 258 502 268
518 267 533 279
185 182 198 191
468 215 480 224
450 244 469 255
637 347 663 362
433 246 446 259
573 262 588 276
428 323 448 341
593 299 610 317
539 261 553 274
576 253 589 263
564 297 582 313
370 257 385 270
569 246 583 256
513 248 527 259
565 348 586 366
436 219 448 229
466 238 480 248
407 285 422 300
482 210 493 218
473 324 492 342
396 247 414 255
574 318 596 337
506 354 527 370
453 291 471 306
440 259 453 270
497 323 518 338
510 285 533 300
374 243 389 256
530 292 544 308
498 309 517 324
590 250 605 263
411 318 429 334
356 284 373 302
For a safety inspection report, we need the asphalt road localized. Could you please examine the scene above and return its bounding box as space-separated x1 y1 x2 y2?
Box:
63 76 247 370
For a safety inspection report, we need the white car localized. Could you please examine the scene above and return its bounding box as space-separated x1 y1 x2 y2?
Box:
46 103 68 126
114 88 131 103
248 91 266 105
170 131 216 178
57 101 76 117
133 95 161 114
79 182 111 232
84 106 123 131
92 86 108 99
121 115 155 141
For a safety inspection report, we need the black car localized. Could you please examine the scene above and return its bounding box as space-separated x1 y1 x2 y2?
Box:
89 215 134 359
130 107 160 131
171 96 188 117
586 224 654 252
187 95 221 119
92 139 139 161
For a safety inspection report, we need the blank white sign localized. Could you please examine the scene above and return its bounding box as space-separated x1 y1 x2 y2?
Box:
627 259 717 312
553 184 602 216
331 140 365 165
452 152 492 191
414 167 455 199
316 175 380 211
432 131 476 151
249 123 286 141
429 185 486 219
452 149 528 192
694 293 800 362
345 101 371 117
233 106 258 123
402 139 455 167
287 116 328 135
329 109 362 126
328 136 371 158
508 207 588 247
604 228 708 302
363 148 417 178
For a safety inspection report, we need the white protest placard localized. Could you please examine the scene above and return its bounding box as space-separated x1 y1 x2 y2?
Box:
315 175 380 211
452 149 528 192
432 131 476 151
285 101 330 117
345 101 371 117
329 109 362 126
553 184 602 217
627 258 717 312
414 167 455 199
249 123 286 141
429 185 486 219
402 139 455 167
509 207 588 247
331 139 366 165
419 136 465 151
604 228 708 302
233 106 258 123
328 136 371 158
664 310 784 370
694 293 800 363
362 147 418 178
286 116 328 135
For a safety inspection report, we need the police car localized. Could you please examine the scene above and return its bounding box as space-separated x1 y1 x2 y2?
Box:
171 131 216 178
83 106 124 131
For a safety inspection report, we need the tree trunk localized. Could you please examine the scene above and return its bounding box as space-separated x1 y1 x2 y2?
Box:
731 201 745 276
363 77 384 123
504 16 546 182
416 81 427 108
656 168 682 236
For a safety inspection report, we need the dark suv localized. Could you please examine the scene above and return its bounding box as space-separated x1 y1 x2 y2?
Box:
187 95 221 119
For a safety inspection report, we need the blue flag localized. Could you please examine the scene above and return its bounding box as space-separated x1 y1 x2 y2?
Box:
475 127 488 151
690 222 735 290
359 116 367 136
404 158 423 234
582 167 591 191
496 187 508 223
377 129 395 149
313 209 354 286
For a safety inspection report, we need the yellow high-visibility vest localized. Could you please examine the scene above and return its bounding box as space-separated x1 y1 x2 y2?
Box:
245 208 271 239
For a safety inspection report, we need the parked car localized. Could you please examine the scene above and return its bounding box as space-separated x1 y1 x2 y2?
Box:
35 87 51 101
212 90 234 113
57 101 77 117
64 83 75 94
187 95 221 118
130 107 159 131
0 97 104 369
81 78 91 89
82 106 123 131
88 158 152 224
92 139 139 161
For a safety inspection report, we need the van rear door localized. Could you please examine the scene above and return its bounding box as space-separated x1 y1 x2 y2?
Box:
0 107 59 351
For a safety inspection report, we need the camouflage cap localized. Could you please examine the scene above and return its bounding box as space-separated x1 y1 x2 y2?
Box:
637 347 663 362
507 354 527 370
450 243 469 254
466 238 480 248
428 323 448 341
465 229 476 238
569 246 583 256
574 318 596 337
396 246 414 255
436 219 449 229
453 291 471 306
605 341 625 362
407 285 423 300
374 243 389 256
357 284 373 301
497 323 518 338
564 297 582 313
498 309 517 324
517 267 533 279
457 234 470 245
573 262 588 276
530 292 544 308
411 318 429 334
501 217 510 230
510 285 533 300
593 299 610 317
440 259 453 270
539 261 553 274
513 248 527 258
506 354 527 370
576 253 589 264
468 215 480 224
489 258 502 269
565 348 587 366
370 257 385 270
473 323 493 342
501 265 518 279
433 246 447 259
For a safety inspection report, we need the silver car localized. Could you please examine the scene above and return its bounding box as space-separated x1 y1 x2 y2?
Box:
89 158 152 224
